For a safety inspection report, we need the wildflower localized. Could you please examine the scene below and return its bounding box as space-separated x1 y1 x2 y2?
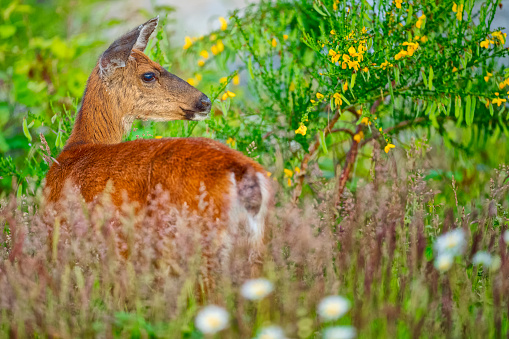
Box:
200 50 209 59
353 131 364 143
295 124 307 136
284 169 293 178
362 27 367 34
492 97 507 106
434 253 454 272
254 326 287 339
452 67 458 72
395 50 408 60
333 93 342 106
472 251 492 266
294 166 301 174
416 14 426 29
283 34 289 40
216 40 225 52
195 305 229 335
195 74 202 81
394 0 403 9
330 30 336 35
211 45 219 55
227 90 236 98
226 137 236 147
452 2 464 20
154 136 162 139
361 117 371 125
323 326 357 339
480 40 491 48
484 72 492 82
289 82 296 91
209 33 217 41
343 82 348 92
434 228 466 256
310 99 316 103
363 67 369 72
492 31 507 45
348 46 356 55
287 178 292 186
198 60 205 67
272 38 278 47
503 230 509 245
317 296 351 321
219 17 228 30
183 36 193 50
220 77 228 84
233 74 240 85
420 35 428 43
380 60 393 70
241 278 274 300
187 78 196 86
316 92 324 99
384 143 395 153
221 91 235 101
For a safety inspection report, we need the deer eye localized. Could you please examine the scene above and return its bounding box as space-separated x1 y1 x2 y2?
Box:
142 72 156 83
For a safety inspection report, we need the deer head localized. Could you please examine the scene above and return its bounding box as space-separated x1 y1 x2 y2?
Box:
98 16 211 122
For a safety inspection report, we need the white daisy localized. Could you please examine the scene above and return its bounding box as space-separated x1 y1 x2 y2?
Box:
317 296 351 321
241 278 274 301
434 228 466 256
472 251 493 266
254 325 286 339
434 252 454 272
195 305 229 335
322 326 357 339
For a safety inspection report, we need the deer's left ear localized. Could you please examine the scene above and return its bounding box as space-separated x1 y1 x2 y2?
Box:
99 16 159 78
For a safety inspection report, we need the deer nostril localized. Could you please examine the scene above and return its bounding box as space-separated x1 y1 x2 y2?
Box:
198 95 212 111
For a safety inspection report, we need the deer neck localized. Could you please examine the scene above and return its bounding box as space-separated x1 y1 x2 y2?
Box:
64 68 133 150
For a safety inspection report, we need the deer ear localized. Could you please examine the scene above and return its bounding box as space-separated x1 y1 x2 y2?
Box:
99 16 159 77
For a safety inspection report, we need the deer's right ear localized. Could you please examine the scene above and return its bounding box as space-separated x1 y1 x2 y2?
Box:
99 17 159 78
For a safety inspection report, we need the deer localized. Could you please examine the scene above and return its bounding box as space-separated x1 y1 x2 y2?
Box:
44 17 272 288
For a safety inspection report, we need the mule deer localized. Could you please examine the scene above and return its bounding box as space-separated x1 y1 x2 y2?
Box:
44 17 271 282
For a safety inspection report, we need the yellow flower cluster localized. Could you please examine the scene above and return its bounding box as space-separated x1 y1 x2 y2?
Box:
333 93 342 106
221 90 236 101
353 131 364 143
452 3 464 21
284 167 301 187
395 41 419 60
295 124 307 136
416 14 426 29
384 143 395 153
219 17 228 31
492 97 507 107
186 73 202 86
328 43 366 71
484 72 493 82
394 0 403 9
499 78 509 89
226 137 236 147
481 31 506 48
380 60 393 70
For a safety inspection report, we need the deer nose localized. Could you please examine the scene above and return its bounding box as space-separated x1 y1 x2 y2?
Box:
196 94 211 112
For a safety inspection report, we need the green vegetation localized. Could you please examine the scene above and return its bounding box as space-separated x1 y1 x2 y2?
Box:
1 0 509 337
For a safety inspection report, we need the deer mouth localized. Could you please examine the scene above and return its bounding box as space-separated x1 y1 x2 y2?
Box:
181 108 210 121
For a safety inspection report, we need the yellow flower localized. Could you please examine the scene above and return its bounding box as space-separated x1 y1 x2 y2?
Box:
183 36 193 50
287 178 292 187
416 14 426 29
493 97 507 106
233 74 240 85
353 131 364 143
330 30 336 35
295 124 307 136
395 50 408 60
195 74 202 81
200 50 209 59
500 82 507 90
154 136 162 139
211 45 219 55
217 40 225 52
316 92 324 99
187 78 196 86
283 34 289 40
266 172 272 177
221 91 236 101
453 3 464 21
289 82 296 91
348 46 357 55
284 168 294 178
452 67 458 72
394 0 403 9
220 77 228 84
480 40 490 48
421 36 428 43
210 34 217 41
198 60 205 67
363 67 369 72
333 93 342 106
362 27 367 34
219 17 228 31
295 166 301 174
379 127 383 132
226 137 236 147
227 90 236 98
384 143 396 153
361 117 371 125
343 82 348 92
271 38 277 47
493 31 507 45
310 99 316 103
221 92 228 101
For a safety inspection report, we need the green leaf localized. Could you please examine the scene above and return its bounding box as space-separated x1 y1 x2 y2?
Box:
319 130 328 154
428 66 433 91
22 118 32 142
340 94 350 106
465 95 472 126
422 69 428 88
489 102 494 116
350 73 357 89
0 25 16 39
313 2 328 16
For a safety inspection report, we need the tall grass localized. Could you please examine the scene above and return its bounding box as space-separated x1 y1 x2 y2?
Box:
1 140 507 338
